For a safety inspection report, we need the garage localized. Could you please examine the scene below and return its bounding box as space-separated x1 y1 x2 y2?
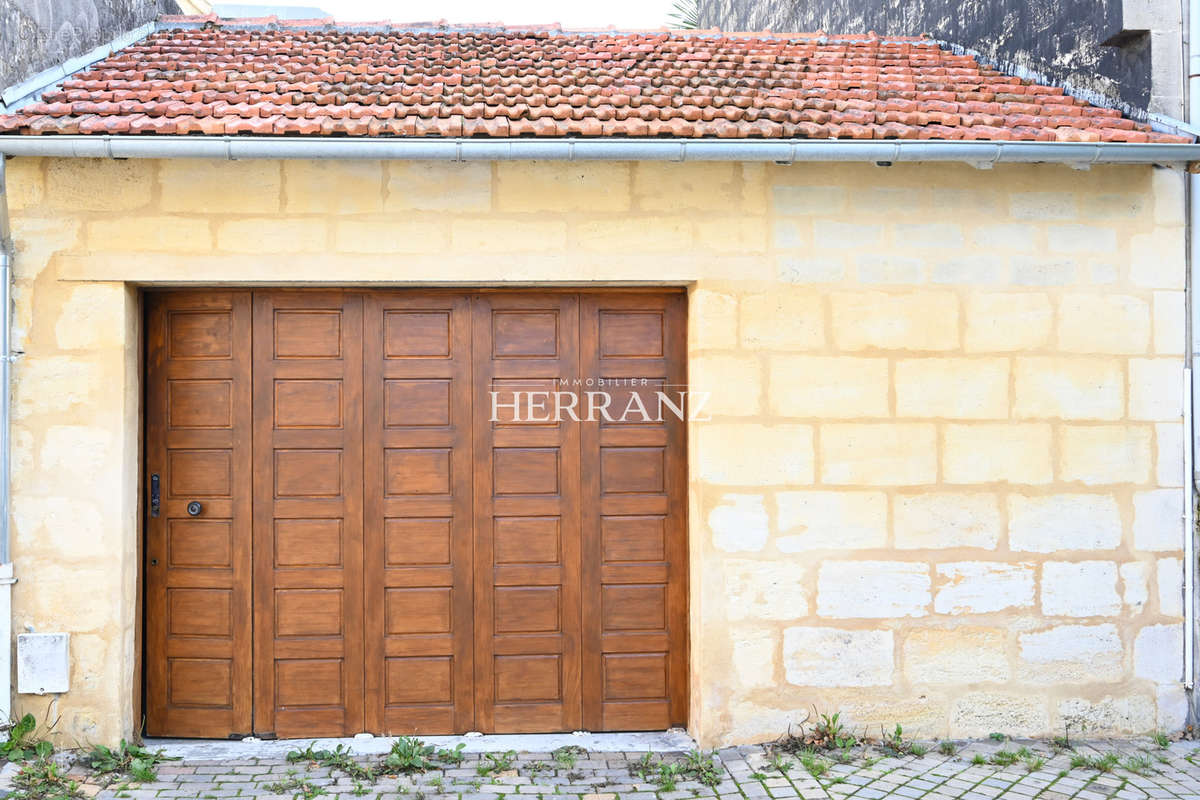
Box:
142 289 688 739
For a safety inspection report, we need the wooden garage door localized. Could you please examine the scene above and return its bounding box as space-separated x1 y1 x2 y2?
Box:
144 289 686 738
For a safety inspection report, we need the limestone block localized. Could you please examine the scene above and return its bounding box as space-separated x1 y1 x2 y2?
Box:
820 423 937 486
1014 357 1124 420
54 284 129 351
1130 228 1186 288
895 223 964 249
14 356 102 416
1157 684 1189 731
1058 295 1151 354
1058 696 1156 734
334 220 447 253
771 185 847 214
1040 562 1121 617
903 627 1008 684
47 158 152 211
1017 624 1123 683
774 491 887 551
740 292 824 350
87 216 213 253
634 162 738 211
783 627 894 686
451 219 568 251
497 162 631 212
709 494 769 553
1133 489 1184 551
217 219 327 253
1153 291 1185 355
814 220 883 249
942 423 1053 485
577 217 692 252
831 291 958 351
733 630 778 690
971 223 1036 252
699 217 768 253
1156 423 1185 487
284 160 384 214
689 289 738 350
768 356 888 418
777 255 845 283
1121 562 1150 613
690 354 762 416
696 424 814 485
1007 494 1122 552
1134 624 1183 682
950 693 1051 738
964 292 1052 352
1128 359 1184 421
934 562 1034 615
930 255 1008 285
159 159 281 213
725 559 809 621
856 253 922 284
1157 558 1183 617
1047 225 1117 253
1060 425 1152 486
894 493 1001 550
817 561 930 618
386 162 492 211
6 158 44 210
895 358 1009 419
1009 192 1077 220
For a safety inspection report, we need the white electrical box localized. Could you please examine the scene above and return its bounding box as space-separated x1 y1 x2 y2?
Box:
17 633 70 694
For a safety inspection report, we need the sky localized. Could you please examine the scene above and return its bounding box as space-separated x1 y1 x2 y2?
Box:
309 0 682 28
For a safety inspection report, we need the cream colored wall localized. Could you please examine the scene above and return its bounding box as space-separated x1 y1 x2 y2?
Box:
3 156 1188 747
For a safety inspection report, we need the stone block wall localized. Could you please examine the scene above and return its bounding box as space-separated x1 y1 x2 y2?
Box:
2 156 1188 746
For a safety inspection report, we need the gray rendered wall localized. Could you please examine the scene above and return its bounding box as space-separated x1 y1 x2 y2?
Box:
1 0 179 95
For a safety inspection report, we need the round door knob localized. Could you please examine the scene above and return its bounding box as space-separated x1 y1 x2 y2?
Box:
186 501 203 516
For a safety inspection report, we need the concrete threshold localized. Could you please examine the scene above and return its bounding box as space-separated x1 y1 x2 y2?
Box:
144 729 697 761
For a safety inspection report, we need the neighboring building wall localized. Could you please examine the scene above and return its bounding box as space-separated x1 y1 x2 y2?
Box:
697 0 1184 118
1 157 1188 746
0 0 178 95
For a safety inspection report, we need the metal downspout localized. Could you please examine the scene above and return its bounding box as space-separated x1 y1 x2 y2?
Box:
0 158 14 723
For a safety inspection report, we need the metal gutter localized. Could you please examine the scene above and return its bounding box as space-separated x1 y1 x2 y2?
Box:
1187 0 1200 709
0 22 156 113
0 136 1198 163
0 159 14 724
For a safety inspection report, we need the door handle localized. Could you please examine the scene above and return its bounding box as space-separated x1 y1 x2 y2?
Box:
150 474 160 518
187 501 203 517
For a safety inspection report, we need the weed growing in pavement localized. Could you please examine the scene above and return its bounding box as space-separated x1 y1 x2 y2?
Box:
351 780 369 796
655 762 681 792
970 754 987 766
425 776 443 790
880 724 917 756
937 741 957 757
748 771 768 781
768 753 792 775
475 750 516 777
380 738 435 775
1151 731 1170 749
263 775 328 800
1069 753 1119 772
11 754 82 800
527 761 552 774
679 750 722 787
287 744 377 782
909 743 928 757
988 732 1007 742
435 744 466 765
552 745 587 769
989 750 1018 767
1122 754 1153 775
1 714 55 763
87 740 179 783
796 749 829 779
1022 755 1046 773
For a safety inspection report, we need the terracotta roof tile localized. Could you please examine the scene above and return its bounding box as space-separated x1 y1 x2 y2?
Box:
0 19 1189 142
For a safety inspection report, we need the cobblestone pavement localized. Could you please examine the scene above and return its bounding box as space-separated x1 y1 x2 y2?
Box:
70 738 1199 800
